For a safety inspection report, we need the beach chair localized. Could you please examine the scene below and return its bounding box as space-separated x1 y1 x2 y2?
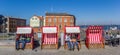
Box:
85 26 104 49
16 27 34 49
41 27 58 49
64 26 81 50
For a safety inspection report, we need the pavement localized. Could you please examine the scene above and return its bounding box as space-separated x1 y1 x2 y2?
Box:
0 40 15 46
0 44 120 55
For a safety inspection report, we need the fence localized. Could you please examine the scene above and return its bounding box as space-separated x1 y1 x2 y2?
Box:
0 33 16 40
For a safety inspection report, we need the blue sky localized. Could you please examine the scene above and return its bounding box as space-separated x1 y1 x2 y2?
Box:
0 0 120 25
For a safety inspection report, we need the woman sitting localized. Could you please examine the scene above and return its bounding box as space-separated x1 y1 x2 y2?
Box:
65 34 73 50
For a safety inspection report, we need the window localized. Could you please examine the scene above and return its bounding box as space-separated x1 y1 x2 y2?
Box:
59 17 62 22
32 18 34 20
70 18 74 22
35 18 37 20
54 18 57 23
48 18 51 22
64 18 67 22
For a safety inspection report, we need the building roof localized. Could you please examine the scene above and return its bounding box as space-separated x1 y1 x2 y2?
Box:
7 17 26 21
33 15 44 20
46 13 74 16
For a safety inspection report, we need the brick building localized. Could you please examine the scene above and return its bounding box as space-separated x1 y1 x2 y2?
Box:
0 17 26 33
45 13 76 33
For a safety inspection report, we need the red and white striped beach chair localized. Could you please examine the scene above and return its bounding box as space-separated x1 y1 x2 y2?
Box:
16 27 34 49
41 27 58 49
85 26 104 49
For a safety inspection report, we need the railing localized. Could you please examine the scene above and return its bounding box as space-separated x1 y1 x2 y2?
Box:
0 33 16 40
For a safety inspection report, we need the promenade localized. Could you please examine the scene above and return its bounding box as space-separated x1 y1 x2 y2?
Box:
0 44 120 55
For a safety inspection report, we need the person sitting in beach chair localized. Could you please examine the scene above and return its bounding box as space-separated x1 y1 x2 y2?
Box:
16 34 26 50
71 34 79 51
25 35 31 43
110 34 117 47
65 34 73 50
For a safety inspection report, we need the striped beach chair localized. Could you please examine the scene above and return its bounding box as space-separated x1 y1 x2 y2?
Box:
85 26 104 49
41 27 58 49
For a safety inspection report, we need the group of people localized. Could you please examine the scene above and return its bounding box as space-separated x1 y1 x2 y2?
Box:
16 34 31 50
105 33 120 47
65 34 79 51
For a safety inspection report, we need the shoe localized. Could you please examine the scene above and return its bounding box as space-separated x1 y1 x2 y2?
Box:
72 48 74 51
21 48 24 50
68 49 71 50
77 48 79 51
16 48 19 50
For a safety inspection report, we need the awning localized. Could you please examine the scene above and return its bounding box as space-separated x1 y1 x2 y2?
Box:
16 27 32 34
43 27 57 33
65 27 80 33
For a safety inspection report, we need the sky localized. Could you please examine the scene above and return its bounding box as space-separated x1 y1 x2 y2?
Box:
0 0 120 25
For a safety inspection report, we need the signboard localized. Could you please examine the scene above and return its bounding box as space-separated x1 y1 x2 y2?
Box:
16 27 32 34
66 27 80 33
43 27 57 33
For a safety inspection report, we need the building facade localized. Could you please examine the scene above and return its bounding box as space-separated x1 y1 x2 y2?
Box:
30 15 44 39
0 16 26 33
7 17 26 33
45 13 76 33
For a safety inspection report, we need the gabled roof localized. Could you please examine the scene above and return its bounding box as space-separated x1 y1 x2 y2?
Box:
32 15 44 20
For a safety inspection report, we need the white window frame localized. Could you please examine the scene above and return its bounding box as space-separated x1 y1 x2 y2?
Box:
48 18 51 22
54 18 57 23
64 18 67 22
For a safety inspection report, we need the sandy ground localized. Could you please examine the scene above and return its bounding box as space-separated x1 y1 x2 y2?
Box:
0 45 120 55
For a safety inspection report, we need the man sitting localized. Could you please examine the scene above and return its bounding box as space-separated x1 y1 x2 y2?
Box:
16 35 26 50
71 34 79 51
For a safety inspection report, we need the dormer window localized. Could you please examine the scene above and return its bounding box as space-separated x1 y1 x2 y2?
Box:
32 18 34 20
35 18 37 20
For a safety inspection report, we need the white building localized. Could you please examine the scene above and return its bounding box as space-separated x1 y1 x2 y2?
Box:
30 15 44 27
